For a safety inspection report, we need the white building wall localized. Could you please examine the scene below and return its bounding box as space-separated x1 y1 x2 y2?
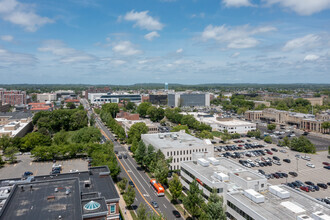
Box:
218 124 256 134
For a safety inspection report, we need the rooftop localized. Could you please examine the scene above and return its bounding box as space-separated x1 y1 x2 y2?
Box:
228 185 330 220
142 132 211 150
0 112 32 120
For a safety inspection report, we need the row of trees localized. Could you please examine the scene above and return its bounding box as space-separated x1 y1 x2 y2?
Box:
137 102 165 122
279 136 316 153
100 110 126 140
183 180 226 220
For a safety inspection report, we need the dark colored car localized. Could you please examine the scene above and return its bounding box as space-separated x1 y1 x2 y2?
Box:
118 155 122 159
271 148 278 152
123 154 128 159
273 173 280 179
115 151 118 154
324 166 330 170
287 183 294 188
173 210 181 218
291 182 298 187
289 172 298 177
313 185 320 191
305 181 314 186
273 156 280 161
258 169 265 175
50 170 60 175
317 183 328 189
23 171 33 177
327 182 330 186
283 159 291 163
281 172 288 178
322 162 330 166
129 181 135 188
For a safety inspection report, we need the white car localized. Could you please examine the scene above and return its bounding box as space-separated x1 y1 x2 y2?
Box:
290 134 296 137
70 169 79 173
306 162 315 168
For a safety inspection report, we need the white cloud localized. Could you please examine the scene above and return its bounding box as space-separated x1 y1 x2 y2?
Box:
201 24 276 49
144 31 160 41
38 40 96 63
123 10 164 31
191 13 205 18
283 34 320 51
1 35 13 42
111 59 126 65
231 52 240 57
176 48 183 53
0 0 53 32
112 41 142 56
263 0 330 16
0 47 36 65
222 0 253 7
304 54 320 61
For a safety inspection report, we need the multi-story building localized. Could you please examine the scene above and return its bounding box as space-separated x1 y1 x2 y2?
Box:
94 94 141 105
141 131 214 170
149 94 168 105
180 156 330 220
36 93 57 102
0 89 26 105
85 87 111 99
116 118 158 134
28 102 53 112
0 103 10 112
116 110 140 121
0 112 33 137
168 93 210 107
0 166 120 220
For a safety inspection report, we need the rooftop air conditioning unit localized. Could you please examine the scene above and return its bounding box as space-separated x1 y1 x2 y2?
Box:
312 212 330 220
214 172 229 181
197 158 210 167
297 215 313 220
269 186 290 199
243 189 265 204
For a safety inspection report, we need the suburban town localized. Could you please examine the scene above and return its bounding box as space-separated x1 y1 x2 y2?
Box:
1 0 330 219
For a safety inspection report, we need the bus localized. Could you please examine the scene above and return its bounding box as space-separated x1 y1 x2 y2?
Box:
150 179 164 196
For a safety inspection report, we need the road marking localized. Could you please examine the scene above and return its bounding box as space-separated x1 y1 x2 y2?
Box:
163 204 167 208
126 158 150 185
14 164 17 167
29 162 32 165
101 130 161 216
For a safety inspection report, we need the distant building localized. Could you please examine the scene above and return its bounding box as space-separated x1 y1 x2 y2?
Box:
149 94 168 105
165 82 168 91
0 103 10 112
55 90 76 100
64 99 80 107
116 110 140 121
0 112 33 137
251 100 271 108
168 93 210 107
116 118 158 134
85 87 111 99
304 97 323 106
94 94 141 105
28 102 53 112
0 166 120 220
0 88 26 105
36 93 56 102
141 132 214 170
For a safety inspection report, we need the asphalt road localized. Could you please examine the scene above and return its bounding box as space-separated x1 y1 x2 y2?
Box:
257 125 329 151
81 99 182 220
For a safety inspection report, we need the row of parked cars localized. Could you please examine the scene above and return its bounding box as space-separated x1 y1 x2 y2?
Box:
285 180 329 192
215 143 265 152
258 169 298 179
316 197 330 205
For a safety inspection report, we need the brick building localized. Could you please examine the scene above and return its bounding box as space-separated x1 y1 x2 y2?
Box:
0 88 26 105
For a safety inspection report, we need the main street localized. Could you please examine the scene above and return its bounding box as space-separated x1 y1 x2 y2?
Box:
81 99 182 219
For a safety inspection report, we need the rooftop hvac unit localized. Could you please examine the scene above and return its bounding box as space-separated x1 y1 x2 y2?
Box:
312 212 330 220
207 157 220 165
171 134 178 140
214 172 229 182
158 134 164 139
297 215 313 220
269 185 290 199
197 158 210 167
243 189 265 204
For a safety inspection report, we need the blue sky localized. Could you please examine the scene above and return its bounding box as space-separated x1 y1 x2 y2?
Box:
0 0 330 84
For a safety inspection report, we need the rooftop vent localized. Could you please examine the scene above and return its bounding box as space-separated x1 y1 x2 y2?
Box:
214 172 229 182
197 158 210 167
297 215 313 220
269 186 290 199
207 157 220 165
84 200 101 211
312 211 330 220
243 189 265 204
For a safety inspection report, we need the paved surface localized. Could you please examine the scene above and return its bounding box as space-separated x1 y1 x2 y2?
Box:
81 99 183 220
0 154 88 179
257 124 330 151
216 138 330 199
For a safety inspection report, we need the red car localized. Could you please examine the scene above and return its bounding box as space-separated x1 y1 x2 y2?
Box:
267 151 273 155
300 186 309 192
323 162 330 166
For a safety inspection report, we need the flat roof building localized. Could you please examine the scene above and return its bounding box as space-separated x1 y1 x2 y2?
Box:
0 166 120 220
141 131 214 170
180 157 330 220
168 93 210 107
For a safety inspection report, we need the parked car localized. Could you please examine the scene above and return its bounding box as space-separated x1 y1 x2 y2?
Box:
305 181 314 186
271 148 278 152
118 155 122 159
129 181 135 188
300 186 309 192
273 156 280 161
173 210 181 218
306 162 315 168
283 159 291 163
23 171 33 177
324 166 330 170
151 201 159 208
123 154 128 159
289 172 298 177
313 185 320 191
322 162 330 166
317 183 328 189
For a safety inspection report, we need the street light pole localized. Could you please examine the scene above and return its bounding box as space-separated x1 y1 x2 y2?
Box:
296 157 299 172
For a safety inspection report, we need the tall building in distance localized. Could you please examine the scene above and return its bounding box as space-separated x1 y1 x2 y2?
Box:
165 82 168 91
0 88 27 106
168 92 210 107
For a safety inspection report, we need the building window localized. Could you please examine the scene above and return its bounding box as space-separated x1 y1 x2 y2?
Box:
167 152 169 157
261 184 264 188
174 151 176 156
110 204 116 214
173 158 176 163
190 150 192 154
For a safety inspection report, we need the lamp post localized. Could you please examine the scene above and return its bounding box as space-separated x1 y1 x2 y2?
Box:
296 157 299 172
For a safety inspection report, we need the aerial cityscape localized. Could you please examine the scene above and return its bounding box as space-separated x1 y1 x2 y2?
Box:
0 0 330 220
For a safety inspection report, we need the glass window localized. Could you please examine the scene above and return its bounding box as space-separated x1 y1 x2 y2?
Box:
110 204 116 214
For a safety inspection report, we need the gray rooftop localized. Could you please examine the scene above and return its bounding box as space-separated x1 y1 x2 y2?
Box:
228 185 330 220
142 132 210 150
0 112 33 120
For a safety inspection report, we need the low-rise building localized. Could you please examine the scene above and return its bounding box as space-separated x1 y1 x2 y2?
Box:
116 110 140 121
116 118 158 134
0 166 120 220
0 119 33 138
94 94 141 105
28 102 53 112
180 156 330 220
0 103 10 112
36 93 57 102
141 132 214 170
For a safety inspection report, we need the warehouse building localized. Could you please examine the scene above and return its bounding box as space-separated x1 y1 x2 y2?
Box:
141 131 214 170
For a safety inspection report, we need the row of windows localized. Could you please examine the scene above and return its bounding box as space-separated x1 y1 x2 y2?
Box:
181 167 223 194
173 157 192 163
227 201 254 220
181 176 209 200
166 148 207 157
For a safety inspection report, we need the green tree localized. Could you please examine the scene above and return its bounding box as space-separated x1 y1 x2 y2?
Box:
118 178 128 194
283 136 290 147
205 189 226 220
143 144 155 169
31 145 52 161
137 102 152 117
171 125 190 133
102 103 120 118
71 127 102 143
322 122 330 130
247 129 261 138
267 123 276 131
70 110 88 130
264 136 272 143
197 130 214 139
21 132 52 152
0 135 11 151
220 130 231 143
290 136 316 153
4 146 19 163
130 138 138 154
135 140 146 164
123 185 136 208
128 122 148 144
0 155 5 167
126 102 136 111
169 173 182 201
183 180 204 219
137 203 148 220
147 106 158 122
66 102 76 109
154 159 169 186
90 114 96 126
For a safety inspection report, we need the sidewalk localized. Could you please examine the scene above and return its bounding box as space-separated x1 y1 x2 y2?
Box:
115 184 133 220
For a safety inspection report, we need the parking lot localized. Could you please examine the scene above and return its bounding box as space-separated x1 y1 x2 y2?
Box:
0 154 88 179
214 138 330 200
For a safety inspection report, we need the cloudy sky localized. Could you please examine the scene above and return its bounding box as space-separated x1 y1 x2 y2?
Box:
0 0 330 84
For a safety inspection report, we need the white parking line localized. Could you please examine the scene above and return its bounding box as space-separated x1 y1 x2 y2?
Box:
163 204 167 208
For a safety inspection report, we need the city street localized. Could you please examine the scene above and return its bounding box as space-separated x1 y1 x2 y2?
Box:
81 99 182 219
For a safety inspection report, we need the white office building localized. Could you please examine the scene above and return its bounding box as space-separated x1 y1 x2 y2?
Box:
141 131 214 170
180 156 330 220
36 93 56 102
